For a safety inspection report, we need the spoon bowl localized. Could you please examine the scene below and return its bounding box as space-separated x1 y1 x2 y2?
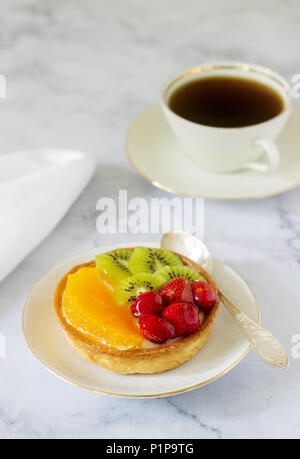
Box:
161 231 213 273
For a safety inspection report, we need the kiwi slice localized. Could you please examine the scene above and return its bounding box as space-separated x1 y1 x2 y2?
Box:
157 265 207 284
128 247 183 274
115 273 165 305
95 249 132 281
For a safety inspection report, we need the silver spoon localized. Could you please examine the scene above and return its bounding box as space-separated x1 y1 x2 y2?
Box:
161 231 289 369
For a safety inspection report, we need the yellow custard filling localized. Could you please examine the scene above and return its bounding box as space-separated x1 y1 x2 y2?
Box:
62 267 144 349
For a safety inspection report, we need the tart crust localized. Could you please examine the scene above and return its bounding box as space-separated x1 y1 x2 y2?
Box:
54 249 220 374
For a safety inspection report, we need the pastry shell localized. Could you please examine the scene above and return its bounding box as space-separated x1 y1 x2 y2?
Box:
54 249 220 374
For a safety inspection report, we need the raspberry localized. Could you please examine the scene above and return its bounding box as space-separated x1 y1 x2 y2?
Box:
160 277 193 305
192 281 218 309
138 314 175 343
131 291 163 318
162 302 199 337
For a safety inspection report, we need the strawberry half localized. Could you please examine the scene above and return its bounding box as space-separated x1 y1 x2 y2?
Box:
138 314 175 344
192 280 218 309
162 302 199 337
160 277 193 305
131 291 163 318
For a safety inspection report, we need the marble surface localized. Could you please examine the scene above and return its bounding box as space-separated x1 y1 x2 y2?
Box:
1 0 300 439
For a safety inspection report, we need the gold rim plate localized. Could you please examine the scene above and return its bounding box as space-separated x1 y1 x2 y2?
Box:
22 244 260 398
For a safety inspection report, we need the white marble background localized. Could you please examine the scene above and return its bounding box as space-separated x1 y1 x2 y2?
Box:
0 0 300 439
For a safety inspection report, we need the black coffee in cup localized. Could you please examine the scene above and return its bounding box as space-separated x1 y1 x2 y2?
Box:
168 76 284 128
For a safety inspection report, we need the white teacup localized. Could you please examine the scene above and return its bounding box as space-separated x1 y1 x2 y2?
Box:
161 62 293 173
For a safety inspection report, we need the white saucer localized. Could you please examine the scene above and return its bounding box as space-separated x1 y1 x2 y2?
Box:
22 242 260 398
126 104 300 200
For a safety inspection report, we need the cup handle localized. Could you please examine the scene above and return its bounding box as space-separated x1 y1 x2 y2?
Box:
245 139 280 172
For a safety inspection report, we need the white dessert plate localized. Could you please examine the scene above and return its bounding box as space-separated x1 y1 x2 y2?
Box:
23 242 260 398
126 104 300 200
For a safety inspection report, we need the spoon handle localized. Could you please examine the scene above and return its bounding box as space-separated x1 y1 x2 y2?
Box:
218 290 289 369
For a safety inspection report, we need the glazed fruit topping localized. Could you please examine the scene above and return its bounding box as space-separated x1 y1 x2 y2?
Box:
129 247 183 274
138 314 175 343
162 302 199 337
192 280 218 309
131 291 163 318
115 272 164 306
128 274 218 343
160 277 193 305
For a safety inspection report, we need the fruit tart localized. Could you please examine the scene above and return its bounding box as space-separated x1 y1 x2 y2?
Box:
54 247 220 374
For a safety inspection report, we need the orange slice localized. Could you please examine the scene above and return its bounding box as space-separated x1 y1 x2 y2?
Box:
62 267 143 348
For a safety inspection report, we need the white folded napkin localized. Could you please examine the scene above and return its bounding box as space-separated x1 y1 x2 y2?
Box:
0 149 96 282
